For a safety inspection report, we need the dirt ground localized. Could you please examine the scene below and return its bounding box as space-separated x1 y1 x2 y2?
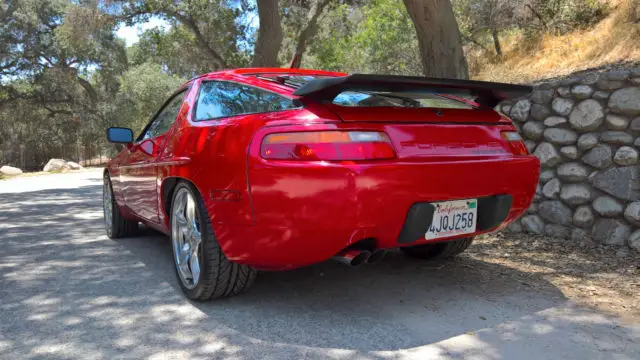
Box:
1 170 638 359
468 232 640 321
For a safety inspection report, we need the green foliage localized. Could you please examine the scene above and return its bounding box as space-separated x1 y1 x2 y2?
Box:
563 0 610 29
453 0 610 58
306 0 421 75
109 63 185 134
131 26 242 78
0 0 617 171
0 0 130 169
525 0 609 34
355 0 421 74
1 0 66 76
111 0 254 69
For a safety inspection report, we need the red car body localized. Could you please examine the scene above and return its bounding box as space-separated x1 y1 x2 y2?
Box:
106 68 539 271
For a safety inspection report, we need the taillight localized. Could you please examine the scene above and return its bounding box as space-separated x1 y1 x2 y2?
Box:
261 131 396 161
501 131 528 155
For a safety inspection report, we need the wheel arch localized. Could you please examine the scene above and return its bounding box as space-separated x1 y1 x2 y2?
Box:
161 176 199 223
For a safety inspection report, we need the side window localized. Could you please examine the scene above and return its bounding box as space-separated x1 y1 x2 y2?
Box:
140 90 186 141
195 81 297 121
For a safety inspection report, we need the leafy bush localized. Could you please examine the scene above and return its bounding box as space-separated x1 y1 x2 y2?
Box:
566 0 610 29
531 0 610 34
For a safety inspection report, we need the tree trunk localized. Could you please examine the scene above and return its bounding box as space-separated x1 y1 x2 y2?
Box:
630 0 640 22
491 27 502 57
253 0 283 67
402 0 469 79
290 0 331 68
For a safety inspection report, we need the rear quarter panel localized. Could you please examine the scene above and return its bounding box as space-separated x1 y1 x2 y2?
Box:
156 77 339 232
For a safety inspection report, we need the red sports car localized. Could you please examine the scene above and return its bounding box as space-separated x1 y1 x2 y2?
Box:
104 68 539 300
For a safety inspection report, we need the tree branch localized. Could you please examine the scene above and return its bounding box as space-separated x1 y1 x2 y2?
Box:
75 76 98 108
43 106 73 117
162 9 229 69
290 0 331 68
526 4 547 29
462 35 489 52
116 5 229 69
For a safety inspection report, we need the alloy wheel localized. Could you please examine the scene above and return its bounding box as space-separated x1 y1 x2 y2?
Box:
103 177 113 236
171 188 203 289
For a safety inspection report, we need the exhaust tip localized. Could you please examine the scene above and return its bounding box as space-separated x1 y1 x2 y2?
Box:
333 249 372 267
350 251 371 266
366 250 387 264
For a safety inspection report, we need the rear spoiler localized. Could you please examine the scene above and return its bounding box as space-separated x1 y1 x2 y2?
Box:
292 74 531 108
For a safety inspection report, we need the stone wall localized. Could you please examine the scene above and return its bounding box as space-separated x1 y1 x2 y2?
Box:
500 68 640 251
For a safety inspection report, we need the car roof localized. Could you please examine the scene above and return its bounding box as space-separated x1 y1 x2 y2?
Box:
204 67 346 78
181 68 347 96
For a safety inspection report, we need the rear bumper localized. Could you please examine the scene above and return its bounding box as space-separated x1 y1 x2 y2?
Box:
216 156 539 270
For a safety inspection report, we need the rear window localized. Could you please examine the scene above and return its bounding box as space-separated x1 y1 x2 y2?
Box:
332 91 474 109
252 74 476 109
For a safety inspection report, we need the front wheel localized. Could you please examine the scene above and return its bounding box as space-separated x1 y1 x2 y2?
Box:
400 237 474 260
103 173 138 238
170 182 256 300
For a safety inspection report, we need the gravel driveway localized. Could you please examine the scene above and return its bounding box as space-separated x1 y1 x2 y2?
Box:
1 169 638 359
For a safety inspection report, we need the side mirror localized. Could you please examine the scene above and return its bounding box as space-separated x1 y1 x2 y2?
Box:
107 127 134 144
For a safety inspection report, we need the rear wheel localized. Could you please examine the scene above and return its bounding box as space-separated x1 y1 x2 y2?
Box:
103 173 138 238
170 182 256 300
400 237 474 260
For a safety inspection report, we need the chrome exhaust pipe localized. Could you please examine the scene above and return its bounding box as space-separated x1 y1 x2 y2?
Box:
333 249 371 267
366 249 387 264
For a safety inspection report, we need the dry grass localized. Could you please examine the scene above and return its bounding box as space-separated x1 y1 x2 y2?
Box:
470 1 640 83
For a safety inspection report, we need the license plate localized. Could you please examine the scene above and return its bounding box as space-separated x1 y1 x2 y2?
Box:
425 199 477 240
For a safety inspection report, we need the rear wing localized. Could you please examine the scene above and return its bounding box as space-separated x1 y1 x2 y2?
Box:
292 74 531 108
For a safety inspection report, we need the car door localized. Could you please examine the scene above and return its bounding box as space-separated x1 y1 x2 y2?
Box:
121 90 187 223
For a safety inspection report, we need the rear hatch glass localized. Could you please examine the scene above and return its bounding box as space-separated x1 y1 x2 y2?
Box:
254 74 509 124
332 90 475 109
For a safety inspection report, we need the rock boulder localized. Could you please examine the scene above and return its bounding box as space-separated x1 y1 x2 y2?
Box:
43 159 71 172
609 87 640 116
569 99 604 131
591 166 640 201
0 165 23 176
592 219 632 245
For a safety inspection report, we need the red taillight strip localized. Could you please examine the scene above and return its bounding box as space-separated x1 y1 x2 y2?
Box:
501 131 529 155
261 131 396 161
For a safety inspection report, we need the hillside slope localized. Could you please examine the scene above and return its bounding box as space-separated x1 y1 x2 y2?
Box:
470 1 640 84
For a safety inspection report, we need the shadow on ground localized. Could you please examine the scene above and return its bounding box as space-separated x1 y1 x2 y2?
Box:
0 176 637 359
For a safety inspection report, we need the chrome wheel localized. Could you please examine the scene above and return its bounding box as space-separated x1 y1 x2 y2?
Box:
103 177 113 236
171 188 202 289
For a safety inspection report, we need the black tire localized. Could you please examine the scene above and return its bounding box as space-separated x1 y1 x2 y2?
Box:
400 237 474 260
170 181 256 301
103 173 138 238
